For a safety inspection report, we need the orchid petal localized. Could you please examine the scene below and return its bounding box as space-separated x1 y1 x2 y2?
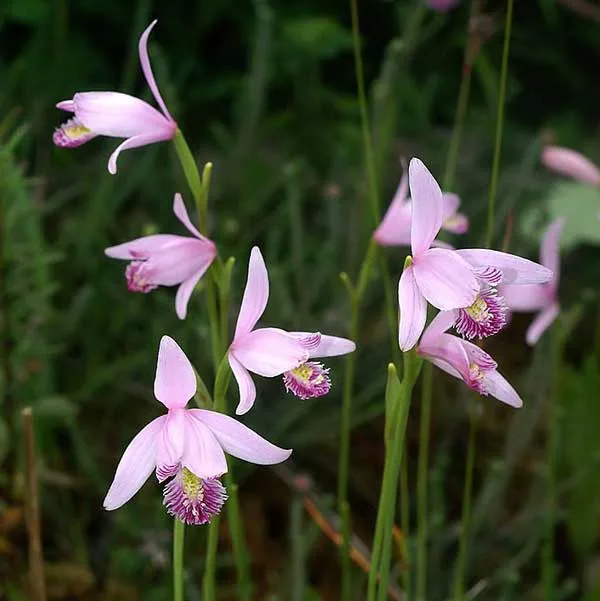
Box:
441 193 460 218
540 218 564 289
56 100 75 112
413 248 479 310
108 132 168 175
192 409 293 465
441 193 469 234
228 354 257 415
526 302 560 346
409 158 443 256
73 92 172 138
288 332 355 357
418 333 470 380
173 193 205 240
500 283 548 312
541 146 600 186
156 410 185 479
398 265 427 352
232 328 308 377
234 247 269 338
154 336 196 409
176 268 208 320
373 171 411 246
103 416 164 510
457 249 553 285
484 370 523 408
104 234 186 259
138 20 174 121
182 413 228 478
421 310 456 345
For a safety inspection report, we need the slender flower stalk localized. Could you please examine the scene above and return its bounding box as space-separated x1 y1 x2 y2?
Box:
173 518 185 601
455 3 515 600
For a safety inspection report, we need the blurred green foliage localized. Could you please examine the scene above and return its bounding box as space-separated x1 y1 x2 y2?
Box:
2 0 600 599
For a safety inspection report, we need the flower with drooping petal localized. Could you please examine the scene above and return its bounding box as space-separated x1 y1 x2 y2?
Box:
374 163 468 247
541 146 600 186
397 158 480 351
103 336 292 524
227 247 325 415
53 20 176 174
282 333 356 399
500 218 563 346
417 312 522 408
397 158 554 348
105 194 216 320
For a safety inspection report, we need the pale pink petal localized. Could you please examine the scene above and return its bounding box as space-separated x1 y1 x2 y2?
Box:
289 333 355 357
138 20 174 121
441 193 460 219
192 409 293 465
409 158 443 256
108 132 170 175
234 247 269 338
182 413 228 478
418 333 470 380
228 354 257 415
173 193 205 240
104 234 185 259
232 328 308 377
175 268 208 320
56 100 75 111
373 173 411 246
500 284 548 312
455 338 497 370
154 336 196 409
138 238 215 287
484 370 523 408
155 410 185 479
73 92 173 138
413 248 479 310
103 416 164 510
457 249 553 285
541 146 600 186
526 302 560 346
441 195 469 234
540 218 564 290
398 265 427 352
420 310 456 345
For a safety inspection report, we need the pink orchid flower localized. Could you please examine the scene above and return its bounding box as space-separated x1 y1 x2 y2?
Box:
418 311 522 408
374 164 468 247
228 247 355 415
105 193 216 320
500 218 563 346
54 20 176 174
541 146 600 186
398 158 554 351
103 336 292 524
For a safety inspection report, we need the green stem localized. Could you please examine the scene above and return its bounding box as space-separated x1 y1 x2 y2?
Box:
485 0 514 248
416 361 432 601
173 129 204 229
203 517 220 601
399 453 411 600
173 519 185 601
452 398 477 601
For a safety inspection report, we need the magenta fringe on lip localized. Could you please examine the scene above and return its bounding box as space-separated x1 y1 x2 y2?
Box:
125 261 158 293
163 469 227 526
283 361 331 400
455 287 507 340
53 117 96 148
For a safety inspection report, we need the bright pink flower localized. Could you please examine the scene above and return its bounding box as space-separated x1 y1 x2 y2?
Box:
426 0 460 11
398 158 480 351
103 336 292 522
374 165 468 247
541 146 600 186
54 20 176 174
105 194 216 320
500 218 563 345
282 333 356 399
228 248 356 414
418 312 522 408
